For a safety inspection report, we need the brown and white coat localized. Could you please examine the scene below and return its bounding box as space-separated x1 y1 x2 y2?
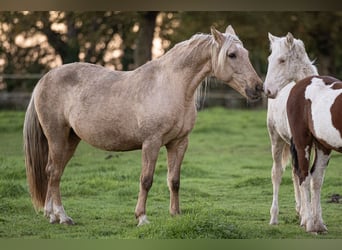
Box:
287 75 341 233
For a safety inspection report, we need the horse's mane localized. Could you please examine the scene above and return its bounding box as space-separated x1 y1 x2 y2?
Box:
160 33 213 68
160 32 243 81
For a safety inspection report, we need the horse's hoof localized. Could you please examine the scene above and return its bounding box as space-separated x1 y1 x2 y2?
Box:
312 223 328 233
60 217 75 225
306 223 328 234
137 215 150 227
269 218 278 225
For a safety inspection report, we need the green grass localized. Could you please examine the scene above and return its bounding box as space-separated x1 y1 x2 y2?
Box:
0 108 341 239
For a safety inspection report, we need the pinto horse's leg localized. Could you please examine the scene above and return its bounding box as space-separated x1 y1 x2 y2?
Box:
291 137 315 232
310 146 330 233
44 128 80 224
292 167 301 215
135 138 161 226
166 137 189 216
269 136 286 225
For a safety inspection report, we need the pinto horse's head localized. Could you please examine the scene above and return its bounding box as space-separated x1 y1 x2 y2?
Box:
210 25 263 102
264 32 318 99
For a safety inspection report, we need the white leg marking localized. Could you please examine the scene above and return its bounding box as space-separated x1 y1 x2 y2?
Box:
270 162 283 225
53 204 74 225
292 170 301 214
137 215 150 227
304 145 310 161
44 198 58 224
299 175 315 231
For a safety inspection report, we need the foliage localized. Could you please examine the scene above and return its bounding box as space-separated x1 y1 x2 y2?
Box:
0 108 341 239
160 12 342 78
0 11 142 91
1 12 342 92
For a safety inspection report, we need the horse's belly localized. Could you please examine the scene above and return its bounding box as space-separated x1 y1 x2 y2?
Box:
72 123 143 152
84 133 142 151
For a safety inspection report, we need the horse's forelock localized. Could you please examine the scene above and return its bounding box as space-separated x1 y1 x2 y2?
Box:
216 35 243 68
270 36 307 61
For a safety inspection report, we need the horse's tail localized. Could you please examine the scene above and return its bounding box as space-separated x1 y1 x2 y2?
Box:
282 143 291 171
289 138 300 178
23 96 49 211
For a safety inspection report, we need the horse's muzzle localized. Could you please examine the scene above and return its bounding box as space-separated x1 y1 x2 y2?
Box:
246 83 263 102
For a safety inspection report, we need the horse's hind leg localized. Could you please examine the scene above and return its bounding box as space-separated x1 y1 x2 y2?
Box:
292 166 301 215
166 137 189 216
44 129 80 224
291 137 315 232
310 146 330 233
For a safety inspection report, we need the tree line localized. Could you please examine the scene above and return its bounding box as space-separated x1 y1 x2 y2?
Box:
1 11 341 92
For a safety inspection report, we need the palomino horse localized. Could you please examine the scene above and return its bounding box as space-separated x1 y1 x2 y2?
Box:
287 75 341 233
263 33 318 228
24 25 263 226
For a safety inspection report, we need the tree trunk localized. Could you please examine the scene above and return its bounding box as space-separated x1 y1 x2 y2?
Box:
133 12 159 68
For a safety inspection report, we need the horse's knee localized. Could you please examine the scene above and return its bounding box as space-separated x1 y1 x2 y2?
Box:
141 175 153 191
169 178 180 192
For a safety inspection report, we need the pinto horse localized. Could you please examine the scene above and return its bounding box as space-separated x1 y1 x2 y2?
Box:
263 32 318 227
23 25 263 226
287 75 341 233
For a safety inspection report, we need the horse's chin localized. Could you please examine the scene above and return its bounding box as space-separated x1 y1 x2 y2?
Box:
245 89 263 102
247 94 262 103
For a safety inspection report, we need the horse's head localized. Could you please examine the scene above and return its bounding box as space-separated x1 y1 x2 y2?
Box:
264 32 317 99
211 25 263 102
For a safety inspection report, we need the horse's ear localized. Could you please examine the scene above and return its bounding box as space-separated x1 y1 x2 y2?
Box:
268 32 279 43
211 26 225 46
286 32 294 48
225 25 236 35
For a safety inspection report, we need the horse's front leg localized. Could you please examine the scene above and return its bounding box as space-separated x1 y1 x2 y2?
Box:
310 146 330 233
166 137 189 216
269 138 286 225
135 139 161 226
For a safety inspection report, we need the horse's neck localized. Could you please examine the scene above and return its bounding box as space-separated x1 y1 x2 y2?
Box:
298 59 318 80
171 38 213 102
268 82 296 143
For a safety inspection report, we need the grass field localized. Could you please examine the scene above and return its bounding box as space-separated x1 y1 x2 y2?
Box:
0 107 341 239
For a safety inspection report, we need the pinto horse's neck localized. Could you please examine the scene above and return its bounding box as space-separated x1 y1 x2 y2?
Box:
300 62 318 81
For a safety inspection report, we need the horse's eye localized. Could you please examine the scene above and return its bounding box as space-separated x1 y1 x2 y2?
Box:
278 58 286 64
228 53 236 59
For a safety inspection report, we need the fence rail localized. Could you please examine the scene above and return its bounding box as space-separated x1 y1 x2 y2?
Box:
0 74 267 110
0 74 43 80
